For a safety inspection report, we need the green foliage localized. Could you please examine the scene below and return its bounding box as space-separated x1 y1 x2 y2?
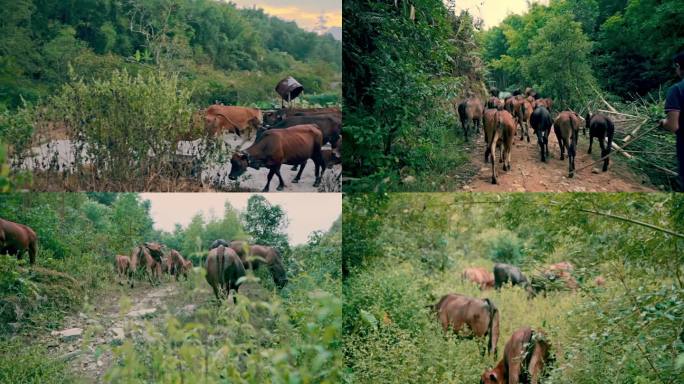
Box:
343 0 484 191
344 193 684 383
482 229 523 265
0 0 341 108
242 195 289 252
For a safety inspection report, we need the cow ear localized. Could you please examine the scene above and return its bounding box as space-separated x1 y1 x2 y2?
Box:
489 372 497 381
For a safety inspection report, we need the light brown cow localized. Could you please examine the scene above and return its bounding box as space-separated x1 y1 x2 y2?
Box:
431 293 499 356
115 255 131 281
458 97 485 142
554 111 582 178
481 327 553 384
204 105 262 139
462 267 495 290
129 245 162 287
505 97 528 142
228 240 288 289
166 249 187 281
485 110 516 184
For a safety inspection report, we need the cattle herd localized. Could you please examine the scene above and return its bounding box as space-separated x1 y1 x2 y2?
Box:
432 261 604 383
202 104 342 191
458 88 615 184
1 217 287 304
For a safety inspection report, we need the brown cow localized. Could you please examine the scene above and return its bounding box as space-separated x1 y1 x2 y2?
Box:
529 262 578 297
505 97 528 142
166 249 187 281
228 240 288 289
204 105 262 140
205 245 245 303
481 327 553 384
228 124 325 191
594 276 606 286
485 110 516 184
487 97 504 111
0 218 37 265
462 267 495 290
431 293 500 356
259 115 341 149
523 99 534 135
554 111 582 178
130 245 162 287
458 97 484 141
525 87 537 98
115 255 131 282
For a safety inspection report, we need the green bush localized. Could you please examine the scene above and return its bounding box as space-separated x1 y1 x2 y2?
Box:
482 229 524 265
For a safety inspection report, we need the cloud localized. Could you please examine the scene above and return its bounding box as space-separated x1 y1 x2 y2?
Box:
230 1 341 31
453 0 549 29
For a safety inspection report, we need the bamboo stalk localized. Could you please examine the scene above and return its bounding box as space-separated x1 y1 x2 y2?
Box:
592 85 618 113
597 109 639 119
578 208 684 239
611 142 633 159
623 118 649 142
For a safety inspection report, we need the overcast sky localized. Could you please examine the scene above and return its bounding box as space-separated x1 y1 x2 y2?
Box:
139 193 341 245
229 0 341 31
454 0 549 29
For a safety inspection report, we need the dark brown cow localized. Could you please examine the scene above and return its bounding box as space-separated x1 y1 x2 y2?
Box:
462 267 495 290
485 110 516 184
228 240 288 289
554 111 582 178
204 105 262 140
0 218 37 265
431 293 500 356
205 245 245 304
481 327 553 384
458 98 484 141
262 107 341 126
585 113 615 172
228 124 325 191
259 115 341 148
530 105 553 162
129 245 162 287
115 255 131 281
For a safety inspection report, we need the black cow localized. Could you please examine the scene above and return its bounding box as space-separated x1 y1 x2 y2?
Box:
585 113 615 172
530 106 553 162
493 263 528 289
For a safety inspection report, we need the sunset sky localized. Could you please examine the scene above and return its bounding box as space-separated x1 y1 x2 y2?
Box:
230 0 341 32
453 0 549 29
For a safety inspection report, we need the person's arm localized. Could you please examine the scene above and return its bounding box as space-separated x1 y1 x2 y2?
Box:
660 110 679 133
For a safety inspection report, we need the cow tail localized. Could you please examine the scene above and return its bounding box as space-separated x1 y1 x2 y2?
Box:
218 245 225 288
569 116 576 158
484 298 498 355
606 118 614 156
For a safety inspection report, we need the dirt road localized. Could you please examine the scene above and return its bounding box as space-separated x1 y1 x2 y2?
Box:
462 126 655 192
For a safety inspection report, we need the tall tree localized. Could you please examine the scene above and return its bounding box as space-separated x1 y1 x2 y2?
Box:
242 195 289 251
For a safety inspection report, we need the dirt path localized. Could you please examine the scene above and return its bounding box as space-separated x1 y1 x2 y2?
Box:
45 282 184 382
43 272 271 382
462 126 655 192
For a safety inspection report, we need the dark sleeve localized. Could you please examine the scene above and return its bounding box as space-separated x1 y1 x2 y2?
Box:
665 84 681 112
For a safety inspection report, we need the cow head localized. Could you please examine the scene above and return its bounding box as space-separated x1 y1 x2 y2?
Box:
228 152 250 180
480 369 502 384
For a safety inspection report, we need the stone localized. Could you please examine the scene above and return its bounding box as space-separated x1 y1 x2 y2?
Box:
51 327 83 341
126 308 156 317
592 168 600 174
402 176 416 184
110 327 125 340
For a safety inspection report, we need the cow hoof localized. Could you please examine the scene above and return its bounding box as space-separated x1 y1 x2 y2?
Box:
491 178 498 185
290 166 298 171
568 173 574 178
276 185 284 191
292 178 299 183
261 187 269 192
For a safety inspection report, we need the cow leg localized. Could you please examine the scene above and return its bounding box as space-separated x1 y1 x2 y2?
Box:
462 120 469 142
274 167 286 191
490 137 498 184
263 168 276 192
292 161 306 183
588 135 594 154
568 143 576 178
558 139 565 161
599 136 610 172
313 152 324 187
290 164 298 171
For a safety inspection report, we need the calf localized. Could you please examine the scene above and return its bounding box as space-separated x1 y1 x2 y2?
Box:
431 293 499 356
462 267 495 290
585 113 614 172
228 124 325 191
481 327 553 384
554 111 582 178
458 97 484 141
530 106 553 162
485 110 516 184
